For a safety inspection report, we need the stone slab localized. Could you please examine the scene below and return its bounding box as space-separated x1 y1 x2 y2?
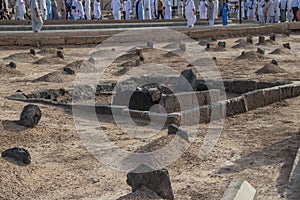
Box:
243 89 265 111
221 179 257 200
287 148 300 200
263 87 281 105
223 96 247 117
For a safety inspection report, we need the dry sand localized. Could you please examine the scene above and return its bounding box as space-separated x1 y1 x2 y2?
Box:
0 33 300 200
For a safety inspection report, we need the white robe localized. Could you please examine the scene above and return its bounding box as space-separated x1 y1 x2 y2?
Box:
125 0 131 19
273 0 280 22
40 0 47 20
248 0 256 20
199 0 207 19
94 0 101 19
150 0 155 18
237 1 245 19
155 0 158 17
72 0 78 19
144 0 152 19
213 0 218 19
257 0 265 22
186 0 196 26
14 0 26 20
178 0 184 18
111 0 121 19
287 0 293 22
85 0 91 19
76 0 85 19
164 0 172 19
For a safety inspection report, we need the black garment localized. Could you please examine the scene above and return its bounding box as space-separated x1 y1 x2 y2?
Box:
157 10 163 19
292 7 298 21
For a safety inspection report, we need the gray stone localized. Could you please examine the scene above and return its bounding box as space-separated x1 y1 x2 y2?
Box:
18 104 42 128
221 179 257 200
176 69 197 91
247 36 253 44
29 49 35 55
218 41 226 48
57 51 64 59
258 36 265 44
7 62 17 69
63 67 75 75
225 96 247 117
1 147 31 165
271 59 278 65
179 43 186 51
148 88 162 102
279 85 293 99
243 89 265 111
283 43 291 49
270 33 276 41
292 82 300 97
264 87 281 105
196 82 209 91
233 80 257 94
147 40 154 48
168 124 179 134
206 43 211 49
129 90 154 111
257 48 265 55
88 57 95 64
126 164 174 200
257 81 276 89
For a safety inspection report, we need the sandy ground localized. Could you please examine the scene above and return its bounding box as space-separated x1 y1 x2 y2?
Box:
0 32 300 200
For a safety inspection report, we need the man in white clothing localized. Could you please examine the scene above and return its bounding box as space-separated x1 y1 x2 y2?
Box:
85 0 91 19
247 0 256 20
40 0 47 19
178 0 184 18
273 0 280 22
144 0 152 19
199 0 207 19
111 0 121 19
186 0 196 26
93 0 101 19
30 0 43 32
124 0 131 19
164 0 172 19
14 0 26 20
279 0 287 22
213 0 218 19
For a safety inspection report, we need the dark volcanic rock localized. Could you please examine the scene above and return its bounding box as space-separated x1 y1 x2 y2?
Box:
283 43 291 49
127 164 174 200
18 104 42 128
57 51 64 59
7 62 17 69
218 41 226 48
63 67 75 75
29 49 36 55
2 147 31 164
129 90 154 111
257 48 265 55
176 69 197 91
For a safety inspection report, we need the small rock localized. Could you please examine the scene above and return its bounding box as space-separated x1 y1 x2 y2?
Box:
139 56 144 62
283 31 290 37
111 48 115 51
211 36 217 41
258 36 265 44
218 41 226 48
147 40 154 48
18 104 42 128
257 48 265 55
57 51 64 59
270 33 276 41
206 43 211 49
129 90 154 111
196 82 209 91
271 59 278 65
126 164 174 200
7 62 17 68
63 67 75 75
179 43 186 51
246 36 253 44
29 49 35 55
136 49 143 57
2 147 31 164
283 43 291 49
148 88 162 102
88 57 95 64
57 46 64 50
212 57 217 61
16 89 23 93
241 51 245 56
176 69 197 91
168 124 179 134
177 130 189 142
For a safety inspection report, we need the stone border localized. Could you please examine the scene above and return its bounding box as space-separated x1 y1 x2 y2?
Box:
287 148 300 199
221 179 257 200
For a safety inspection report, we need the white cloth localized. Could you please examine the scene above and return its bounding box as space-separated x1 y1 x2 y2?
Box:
125 0 131 19
213 0 218 19
40 0 47 19
273 0 280 22
76 0 85 19
155 0 158 16
150 0 155 18
15 0 26 20
178 0 184 18
144 0 152 19
30 0 43 32
257 0 265 22
94 0 101 19
164 0 172 19
186 0 196 26
111 0 121 19
266 0 275 22
199 0 207 19
85 0 91 19
237 1 245 19
72 0 78 19
248 0 257 20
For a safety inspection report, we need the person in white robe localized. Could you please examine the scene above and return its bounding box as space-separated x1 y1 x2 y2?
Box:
178 0 184 18
124 0 131 19
72 0 78 19
40 0 47 19
155 0 158 17
150 0 155 18
199 0 207 19
213 0 218 19
273 0 280 22
51 0 59 19
111 0 121 19
85 0 91 19
76 0 84 19
279 0 287 22
186 0 196 26
257 0 265 22
30 0 43 32
286 0 293 21
144 0 152 19
164 0 172 19
93 0 101 19
247 0 256 20
237 0 245 19
14 0 26 20
265 0 275 23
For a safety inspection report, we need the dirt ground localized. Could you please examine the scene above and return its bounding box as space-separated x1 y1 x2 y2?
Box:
0 32 300 200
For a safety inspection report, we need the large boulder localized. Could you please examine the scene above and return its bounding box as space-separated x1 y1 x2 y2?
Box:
129 90 154 111
127 164 174 200
1 147 31 164
176 69 197 91
18 104 42 128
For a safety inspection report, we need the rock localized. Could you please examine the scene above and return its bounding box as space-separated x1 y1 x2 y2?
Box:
136 49 143 57
218 41 226 48
283 43 291 49
126 164 174 200
29 49 36 55
1 147 31 164
271 59 278 65
16 89 23 93
257 48 265 55
139 56 144 62
57 50 64 59
283 31 290 37
147 40 154 48
111 48 116 51
179 43 186 51
63 67 75 75
258 36 265 44
177 130 189 142
88 57 95 64
211 36 217 41
212 57 217 61
129 90 154 111
196 81 209 91
177 69 197 91
206 43 211 49
270 33 276 41
57 46 64 50
148 88 162 102
18 104 42 128
246 36 253 44
72 85 94 100
168 124 179 134
7 62 17 69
